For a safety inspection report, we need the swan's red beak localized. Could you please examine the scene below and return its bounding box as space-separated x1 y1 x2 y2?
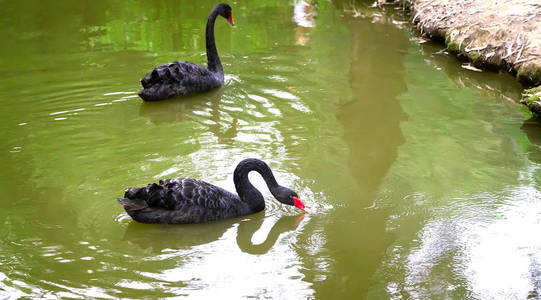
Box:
228 14 235 26
293 197 306 212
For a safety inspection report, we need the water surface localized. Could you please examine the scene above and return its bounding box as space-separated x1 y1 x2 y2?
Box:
1 0 539 299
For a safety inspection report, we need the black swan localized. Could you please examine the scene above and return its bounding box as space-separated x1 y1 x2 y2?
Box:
117 158 306 224
138 3 234 101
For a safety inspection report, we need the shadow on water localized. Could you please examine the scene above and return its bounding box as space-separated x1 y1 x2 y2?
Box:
296 1 409 297
121 214 304 255
138 87 225 125
417 39 523 103
521 117 541 163
138 87 239 144
521 118 541 145
122 219 235 253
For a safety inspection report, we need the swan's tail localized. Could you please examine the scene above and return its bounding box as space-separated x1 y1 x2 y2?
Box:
139 85 169 101
117 197 148 212
139 63 182 101
117 183 165 211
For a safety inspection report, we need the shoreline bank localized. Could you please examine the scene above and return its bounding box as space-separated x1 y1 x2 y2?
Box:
395 0 541 116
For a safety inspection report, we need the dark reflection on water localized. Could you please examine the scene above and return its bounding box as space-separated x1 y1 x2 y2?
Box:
521 118 541 166
122 214 303 255
138 88 225 125
138 87 239 145
522 118 541 149
122 219 235 253
418 39 523 103
297 2 409 296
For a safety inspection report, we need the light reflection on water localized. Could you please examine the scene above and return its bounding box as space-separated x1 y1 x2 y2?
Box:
1 0 539 299
383 186 541 299
464 187 541 299
126 217 313 299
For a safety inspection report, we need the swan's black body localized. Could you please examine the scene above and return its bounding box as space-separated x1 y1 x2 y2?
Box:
117 158 304 224
138 3 233 101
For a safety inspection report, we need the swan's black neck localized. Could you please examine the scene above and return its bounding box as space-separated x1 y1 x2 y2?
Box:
206 6 223 77
233 158 279 212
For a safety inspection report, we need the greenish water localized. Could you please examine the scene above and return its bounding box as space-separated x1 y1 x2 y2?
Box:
1 0 540 298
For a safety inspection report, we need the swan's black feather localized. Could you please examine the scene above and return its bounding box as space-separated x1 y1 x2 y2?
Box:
117 158 303 224
138 61 222 101
118 178 251 224
137 3 232 101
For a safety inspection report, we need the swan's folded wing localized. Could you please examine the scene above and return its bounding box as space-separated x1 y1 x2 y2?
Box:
139 61 222 101
140 61 214 88
162 178 240 210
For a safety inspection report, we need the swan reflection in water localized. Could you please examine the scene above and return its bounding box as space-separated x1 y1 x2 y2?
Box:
121 214 305 255
138 87 239 145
